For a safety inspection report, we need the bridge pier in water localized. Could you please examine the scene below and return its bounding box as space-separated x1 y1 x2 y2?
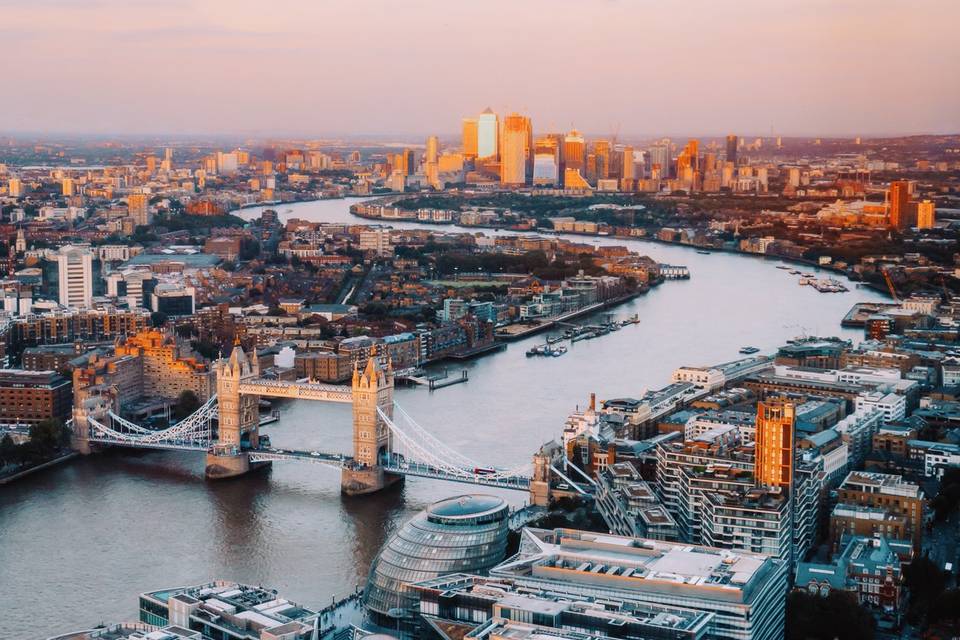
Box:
204 343 402 494
205 344 267 480
73 342 535 496
341 347 403 495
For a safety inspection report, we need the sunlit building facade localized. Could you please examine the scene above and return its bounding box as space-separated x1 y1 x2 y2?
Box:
755 400 795 491
500 113 529 185
533 136 559 185
477 108 499 160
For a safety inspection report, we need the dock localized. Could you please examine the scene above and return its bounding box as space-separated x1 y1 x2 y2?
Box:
494 291 642 342
430 369 468 390
841 301 899 327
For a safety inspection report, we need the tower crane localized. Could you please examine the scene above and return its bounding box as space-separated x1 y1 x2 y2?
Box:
880 267 899 303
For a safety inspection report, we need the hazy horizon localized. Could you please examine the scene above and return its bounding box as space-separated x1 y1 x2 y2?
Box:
2 0 958 138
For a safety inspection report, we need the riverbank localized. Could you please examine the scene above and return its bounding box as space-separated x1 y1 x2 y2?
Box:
345 203 892 301
0 451 78 485
495 290 646 341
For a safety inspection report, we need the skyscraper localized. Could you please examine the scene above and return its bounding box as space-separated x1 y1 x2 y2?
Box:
755 400 795 492
477 108 499 160
61 177 74 197
888 180 911 229
594 140 611 180
425 136 439 164
648 144 670 180
425 136 440 189
562 130 585 187
726 134 738 165
620 146 635 181
532 136 559 186
461 118 478 160
500 113 528 186
56 245 94 309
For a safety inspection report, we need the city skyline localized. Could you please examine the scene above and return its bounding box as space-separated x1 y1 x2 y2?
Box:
2 0 959 137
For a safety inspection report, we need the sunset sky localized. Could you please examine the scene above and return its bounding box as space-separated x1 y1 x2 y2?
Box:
1 0 958 137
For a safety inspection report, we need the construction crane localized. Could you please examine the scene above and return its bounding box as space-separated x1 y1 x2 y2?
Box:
880 267 899 303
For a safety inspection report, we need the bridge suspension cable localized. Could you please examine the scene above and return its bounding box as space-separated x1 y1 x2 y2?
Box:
86 394 217 450
380 404 531 483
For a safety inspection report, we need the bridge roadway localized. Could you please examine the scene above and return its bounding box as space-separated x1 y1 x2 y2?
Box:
247 448 348 466
245 448 532 491
237 379 353 402
381 461 531 491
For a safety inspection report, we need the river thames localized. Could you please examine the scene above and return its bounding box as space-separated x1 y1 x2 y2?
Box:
0 198 887 640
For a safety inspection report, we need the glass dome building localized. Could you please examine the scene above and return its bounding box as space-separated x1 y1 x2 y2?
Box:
364 494 510 628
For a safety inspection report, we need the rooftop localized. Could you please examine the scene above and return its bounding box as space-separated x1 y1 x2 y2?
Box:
490 528 780 604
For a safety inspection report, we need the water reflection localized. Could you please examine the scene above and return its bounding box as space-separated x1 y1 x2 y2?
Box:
0 198 891 640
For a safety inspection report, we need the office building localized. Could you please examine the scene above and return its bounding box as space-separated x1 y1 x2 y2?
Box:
462 118 479 159
137 579 321 639
621 146 635 181
61 177 75 197
55 244 94 308
150 283 196 317
425 135 439 164
106 268 155 308
648 144 671 180
593 139 611 180
412 572 711 640
563 130 585 175
725 134 738 165
481 528 788 640
532 137 559 186
364 495 510 631
0 369 72 425
754 400 795 491
916 199 935 229
501 113 528 185
477 108 499 159
8 177 23 198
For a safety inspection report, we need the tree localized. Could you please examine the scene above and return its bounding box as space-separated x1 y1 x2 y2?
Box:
27 419 70 456
786 590 875 640
239 238 261 261
173 390 201 421
928 589 960 632
150 311 168 328
930 467 960 521
904 556 948 623
0 433 16 466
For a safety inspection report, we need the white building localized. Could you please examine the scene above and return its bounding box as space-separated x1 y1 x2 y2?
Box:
672 365 725 391
55 245 93 308
855 391 906 424
942 356 960 387
358 228 392 257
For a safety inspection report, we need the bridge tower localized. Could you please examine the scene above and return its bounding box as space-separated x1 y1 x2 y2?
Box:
206 343 263 479
341 348 403 495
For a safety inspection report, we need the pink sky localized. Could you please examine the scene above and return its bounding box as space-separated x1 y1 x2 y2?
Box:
1 0 958 137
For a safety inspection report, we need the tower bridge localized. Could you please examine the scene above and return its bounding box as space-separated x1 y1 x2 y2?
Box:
71 344 558 498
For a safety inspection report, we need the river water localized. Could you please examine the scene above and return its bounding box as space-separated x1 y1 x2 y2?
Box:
0 198 887 640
